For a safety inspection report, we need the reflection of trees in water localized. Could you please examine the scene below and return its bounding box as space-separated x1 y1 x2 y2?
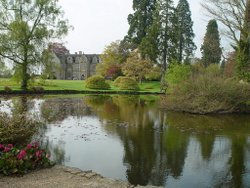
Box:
229 136 246 188
167 112 250 187
84 95 119 121
42 139 68 165
85 95 188 186
196 135 215 160
0 96 42 145
11 96 34 115
3 95 250 187
40 98 93 123
163 127 189 178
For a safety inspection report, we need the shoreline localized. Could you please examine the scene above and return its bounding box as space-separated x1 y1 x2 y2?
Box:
0 165 162 188
0 89 164 96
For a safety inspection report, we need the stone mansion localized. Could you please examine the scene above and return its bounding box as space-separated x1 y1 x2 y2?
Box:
50 43 100 80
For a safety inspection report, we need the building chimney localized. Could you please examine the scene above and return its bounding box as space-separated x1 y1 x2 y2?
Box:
79 51 82 55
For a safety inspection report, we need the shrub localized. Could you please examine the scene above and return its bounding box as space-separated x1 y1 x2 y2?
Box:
85 75 110 90
113 76 125 87
0 113 40 144
0 142 54 175
145 66 161 81
114 77 139 91
106 65 122 80
162 72 250 114
4 86 12 92
31 86 44 92
165 63 192 90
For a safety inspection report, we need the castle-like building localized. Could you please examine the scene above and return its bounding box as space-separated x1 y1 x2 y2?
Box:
50 43 100 80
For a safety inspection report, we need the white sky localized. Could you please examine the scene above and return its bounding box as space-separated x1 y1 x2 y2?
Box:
58 0 212 57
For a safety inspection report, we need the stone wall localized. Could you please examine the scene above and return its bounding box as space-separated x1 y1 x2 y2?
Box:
51 51 100 80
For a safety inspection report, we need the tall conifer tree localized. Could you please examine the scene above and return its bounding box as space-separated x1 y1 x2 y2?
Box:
126 0 157 48
201 19 222 67
175 0 196 64
139 7 161 63
139 0 176 70
158 0 176 71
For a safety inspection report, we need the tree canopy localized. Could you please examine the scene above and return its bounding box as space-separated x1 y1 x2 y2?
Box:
175 0 196 63
122 51 154 83
126 0 157 48
0 0 69 89
96 40 127 79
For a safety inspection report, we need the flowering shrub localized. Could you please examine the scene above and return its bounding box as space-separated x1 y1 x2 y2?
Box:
0 142 54 175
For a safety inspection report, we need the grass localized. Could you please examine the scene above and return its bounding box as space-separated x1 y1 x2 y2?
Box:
0 78 161 93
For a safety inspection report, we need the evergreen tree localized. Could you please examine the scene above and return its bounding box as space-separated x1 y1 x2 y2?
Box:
201 20 222 67
126 0 157 48
175 0 196 64
139 0 176 71
139 4 161 63
158 0 176 71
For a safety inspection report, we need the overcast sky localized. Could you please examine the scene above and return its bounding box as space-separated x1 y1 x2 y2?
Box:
58 0 210 57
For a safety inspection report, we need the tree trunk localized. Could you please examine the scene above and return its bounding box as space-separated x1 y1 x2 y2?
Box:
178 35 183 63
21 63 29 90
161 3 170 82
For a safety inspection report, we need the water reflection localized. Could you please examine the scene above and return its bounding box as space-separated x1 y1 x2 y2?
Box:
1 95 250 187
0 97 41 145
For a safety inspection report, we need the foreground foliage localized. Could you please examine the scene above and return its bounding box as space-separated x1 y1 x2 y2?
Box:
0 142 54 175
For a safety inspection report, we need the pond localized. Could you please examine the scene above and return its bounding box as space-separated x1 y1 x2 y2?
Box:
1 95 250 187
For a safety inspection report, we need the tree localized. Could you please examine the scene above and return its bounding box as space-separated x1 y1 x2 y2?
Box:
122 51 153 83
202 0 250 81
237 0 250 81
0 0 69 90
96 40 126 79
126 0 157 48
139 8 160 63
175 0 196 63
0 62 12 78
139 0 177 73
158 0 176 71
201 20 222 67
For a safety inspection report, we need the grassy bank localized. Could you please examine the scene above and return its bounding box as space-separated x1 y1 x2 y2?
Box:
0 79 161 94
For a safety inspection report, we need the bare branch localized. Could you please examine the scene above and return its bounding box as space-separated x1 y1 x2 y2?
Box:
201 0 246 44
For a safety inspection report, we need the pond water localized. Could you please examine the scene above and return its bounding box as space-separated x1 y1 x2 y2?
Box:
1 95 250 187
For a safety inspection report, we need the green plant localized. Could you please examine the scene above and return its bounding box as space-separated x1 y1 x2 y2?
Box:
31 86 45 92
4 86 12 92
162 70 250 114
165 63 192 90
0 142 54 175
85 75 110 90
0 113 39 144
114 77 139 91
113 76 125 87
145 66 161 81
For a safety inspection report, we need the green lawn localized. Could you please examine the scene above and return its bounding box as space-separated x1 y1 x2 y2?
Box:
0 79 161 93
